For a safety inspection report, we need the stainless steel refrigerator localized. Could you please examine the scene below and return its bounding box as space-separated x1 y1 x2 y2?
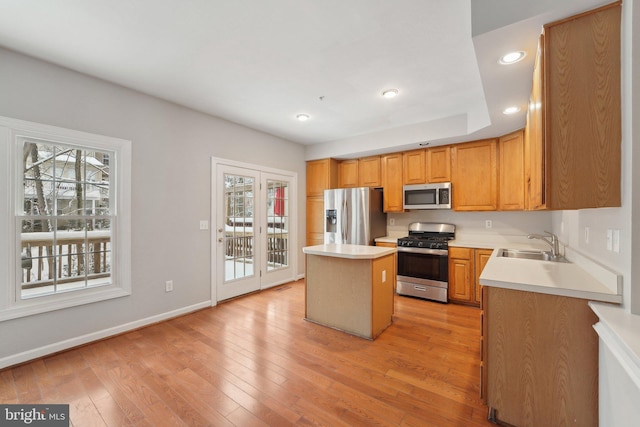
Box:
324 187 387 245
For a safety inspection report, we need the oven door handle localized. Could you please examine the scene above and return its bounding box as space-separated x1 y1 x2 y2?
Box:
396 247 448 256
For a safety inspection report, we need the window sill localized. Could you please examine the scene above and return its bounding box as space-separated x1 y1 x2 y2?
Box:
0 286 131 322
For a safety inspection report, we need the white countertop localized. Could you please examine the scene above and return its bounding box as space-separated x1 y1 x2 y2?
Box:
375 236 399 244
480 248 622 303
303 244 396 259
589 302 640 384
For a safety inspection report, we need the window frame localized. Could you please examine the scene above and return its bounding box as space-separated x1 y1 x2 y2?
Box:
0 116 131 321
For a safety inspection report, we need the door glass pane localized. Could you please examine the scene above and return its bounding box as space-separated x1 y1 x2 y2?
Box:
266 180 289 271
224 174 255 281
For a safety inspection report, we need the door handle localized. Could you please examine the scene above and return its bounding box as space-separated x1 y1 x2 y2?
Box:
218 228 224 233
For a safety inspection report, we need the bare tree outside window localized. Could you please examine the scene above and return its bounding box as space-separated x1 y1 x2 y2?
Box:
20 139 114 299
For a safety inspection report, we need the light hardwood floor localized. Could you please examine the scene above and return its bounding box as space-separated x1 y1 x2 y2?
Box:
0 280 494 426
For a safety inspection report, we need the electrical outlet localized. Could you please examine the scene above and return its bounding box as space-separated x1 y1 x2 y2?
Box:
199 220 209 230
389 218 395 226
606 229 613 251
165 280 173 292
613 229 620 253
485 220 492 229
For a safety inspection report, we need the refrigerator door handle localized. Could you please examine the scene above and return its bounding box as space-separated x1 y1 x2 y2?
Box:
341 197 347 242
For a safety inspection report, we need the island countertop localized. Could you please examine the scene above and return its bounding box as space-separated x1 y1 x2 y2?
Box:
302 244 396 259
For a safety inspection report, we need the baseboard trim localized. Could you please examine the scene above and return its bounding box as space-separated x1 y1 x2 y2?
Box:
0 300 212 370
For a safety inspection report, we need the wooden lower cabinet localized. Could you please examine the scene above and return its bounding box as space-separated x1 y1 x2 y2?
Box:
448 247 491 306
483 286 598 427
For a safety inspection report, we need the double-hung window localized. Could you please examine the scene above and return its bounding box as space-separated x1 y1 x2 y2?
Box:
0 116 131 320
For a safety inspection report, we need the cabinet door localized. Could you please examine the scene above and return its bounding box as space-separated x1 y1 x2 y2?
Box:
486 288 598 427
306 158 338 197
499 131 525 211
402 149 426 184
358 156 382 187
382 153 404 212
306 197 325 246
338 159 358 188
426 146 451 183
474 249 493 305
543 3 621 209
448 248 473 303
525 35 546 210
451 139 498 211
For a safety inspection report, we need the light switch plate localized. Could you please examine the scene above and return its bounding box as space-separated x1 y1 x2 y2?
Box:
199 220 209 230
613 229 620 253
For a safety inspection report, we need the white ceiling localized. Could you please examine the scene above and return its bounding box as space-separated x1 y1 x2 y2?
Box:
0 0 610 157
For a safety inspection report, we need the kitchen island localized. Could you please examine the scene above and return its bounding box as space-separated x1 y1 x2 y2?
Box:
302 244 396 340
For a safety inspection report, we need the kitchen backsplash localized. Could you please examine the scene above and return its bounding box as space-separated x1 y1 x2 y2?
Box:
387 210 552 239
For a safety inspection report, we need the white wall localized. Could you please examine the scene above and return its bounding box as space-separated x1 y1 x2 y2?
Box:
0 47 306 363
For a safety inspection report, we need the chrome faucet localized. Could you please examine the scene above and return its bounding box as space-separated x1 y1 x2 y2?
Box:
527 231 560 259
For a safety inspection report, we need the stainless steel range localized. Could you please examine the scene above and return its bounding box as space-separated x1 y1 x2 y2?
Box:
396 222 455 303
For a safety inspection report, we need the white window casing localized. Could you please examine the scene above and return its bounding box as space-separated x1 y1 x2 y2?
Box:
0 116 131 321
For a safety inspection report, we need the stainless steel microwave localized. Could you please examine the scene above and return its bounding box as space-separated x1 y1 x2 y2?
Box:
403 183 452 210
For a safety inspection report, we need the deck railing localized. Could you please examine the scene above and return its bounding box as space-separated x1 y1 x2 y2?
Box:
21 230 111 289
225 233 288 265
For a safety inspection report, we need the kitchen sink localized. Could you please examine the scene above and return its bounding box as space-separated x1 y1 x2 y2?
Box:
498 248 568 262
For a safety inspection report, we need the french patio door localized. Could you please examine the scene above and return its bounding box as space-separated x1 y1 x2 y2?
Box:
213 159 295 302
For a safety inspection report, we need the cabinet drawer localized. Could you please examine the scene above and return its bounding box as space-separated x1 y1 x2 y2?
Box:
448 247 472 259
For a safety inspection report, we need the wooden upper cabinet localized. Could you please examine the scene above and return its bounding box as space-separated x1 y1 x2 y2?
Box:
382 153 404 212
338 159 358 188
402 149 427 184
426 146 451 183
306 158 338 197
499 130 525 211
526 2 621 210
306 158 338 246
525 35 546 210
358 155 382 187
451 139 499 211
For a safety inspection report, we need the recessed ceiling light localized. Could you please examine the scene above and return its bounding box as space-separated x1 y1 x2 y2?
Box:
499 51 526 65
296 113 310 121
503 106 521 115
382 89 399 99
